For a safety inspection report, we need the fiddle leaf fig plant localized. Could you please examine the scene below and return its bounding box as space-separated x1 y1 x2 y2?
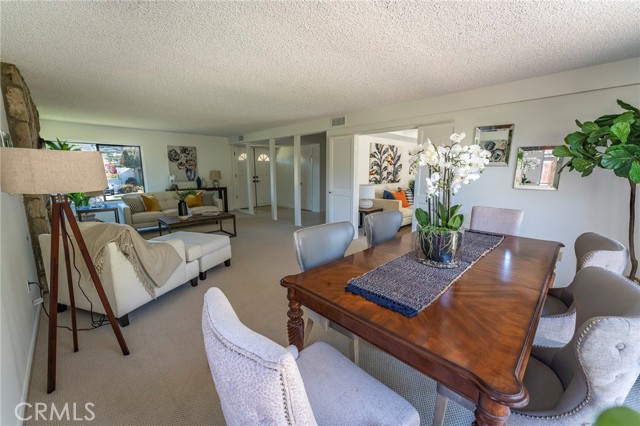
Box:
552 99 640 281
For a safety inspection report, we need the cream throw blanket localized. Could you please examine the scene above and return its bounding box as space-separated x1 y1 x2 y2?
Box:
72 223 182 299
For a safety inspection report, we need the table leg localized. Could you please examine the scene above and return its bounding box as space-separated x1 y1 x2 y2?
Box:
473 394 510 426
286 288 305 352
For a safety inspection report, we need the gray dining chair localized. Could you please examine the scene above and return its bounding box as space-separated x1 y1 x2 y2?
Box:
469 205 524 235
433 266 640 426
365 210 403 247
535 231 629 345
293 221 361 363
202 287 420 426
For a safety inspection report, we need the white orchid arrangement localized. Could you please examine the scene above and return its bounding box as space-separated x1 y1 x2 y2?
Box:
409 132 491 231
521 152 541 174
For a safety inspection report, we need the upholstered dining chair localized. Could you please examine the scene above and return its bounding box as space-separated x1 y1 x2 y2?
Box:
433 266 640 426
293 221 360 363
535 232 629 345
469 205 525 235
365 210 403 247
202 287 420 426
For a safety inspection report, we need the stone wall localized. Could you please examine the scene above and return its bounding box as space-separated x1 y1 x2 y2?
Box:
1 62 50 286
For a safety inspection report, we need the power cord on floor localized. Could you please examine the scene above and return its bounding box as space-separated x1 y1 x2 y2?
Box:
32 230 110 330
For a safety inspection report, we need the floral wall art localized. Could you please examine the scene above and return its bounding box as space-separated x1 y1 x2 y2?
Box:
167 146 198 181
369 143 403 184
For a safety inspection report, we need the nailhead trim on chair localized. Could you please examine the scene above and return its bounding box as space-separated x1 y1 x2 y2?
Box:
207 318 294 426
515 318 601 420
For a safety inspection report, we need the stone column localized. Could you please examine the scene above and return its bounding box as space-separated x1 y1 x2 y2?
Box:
1 62 51 287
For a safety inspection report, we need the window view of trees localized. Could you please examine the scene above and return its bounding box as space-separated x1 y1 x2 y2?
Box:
52 141 145 200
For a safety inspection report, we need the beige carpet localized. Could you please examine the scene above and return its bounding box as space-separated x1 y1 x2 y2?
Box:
23 209 639 425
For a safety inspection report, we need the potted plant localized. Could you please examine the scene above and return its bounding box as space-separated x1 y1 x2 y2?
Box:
410 133 490 267
552 100 640 281
175 189 197 220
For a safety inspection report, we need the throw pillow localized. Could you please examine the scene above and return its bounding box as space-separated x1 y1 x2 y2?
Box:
392 189 410 208
139 194 162 212
403 187 414 205
185 192 203 208
122 195 145 214
382 190 396 200
202 191 215 206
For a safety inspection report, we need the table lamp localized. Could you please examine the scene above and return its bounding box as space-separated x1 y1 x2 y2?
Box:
210 170 222 188
359 184 375 208
0 147 130 394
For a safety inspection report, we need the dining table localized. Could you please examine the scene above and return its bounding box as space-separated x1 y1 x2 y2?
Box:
280 230 562 426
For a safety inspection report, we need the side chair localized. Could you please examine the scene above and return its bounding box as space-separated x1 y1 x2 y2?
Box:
293 221 361 363
536 231 629 345
469 205 524 235
365 210 403 247
202 287 420 426
433 266 640 426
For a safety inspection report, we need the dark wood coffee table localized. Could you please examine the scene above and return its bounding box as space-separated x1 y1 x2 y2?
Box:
158 212 236 237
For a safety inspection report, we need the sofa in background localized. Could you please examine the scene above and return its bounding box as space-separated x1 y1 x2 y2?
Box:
121 191 223 230
371 189 414 226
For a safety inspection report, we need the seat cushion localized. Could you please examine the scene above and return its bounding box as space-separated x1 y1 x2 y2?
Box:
131 210 165 224
542 294 569 316
519 356 564 412
297 342 419 426
153 232 230 262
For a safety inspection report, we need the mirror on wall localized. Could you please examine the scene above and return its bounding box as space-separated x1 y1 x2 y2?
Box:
513 146 563 190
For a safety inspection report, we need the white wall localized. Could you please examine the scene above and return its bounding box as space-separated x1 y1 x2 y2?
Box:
1 107 41 425
275 146 295 208
39 120 233 204
242 58 640 284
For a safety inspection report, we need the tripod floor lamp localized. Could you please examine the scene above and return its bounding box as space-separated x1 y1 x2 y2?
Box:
0 147 129 393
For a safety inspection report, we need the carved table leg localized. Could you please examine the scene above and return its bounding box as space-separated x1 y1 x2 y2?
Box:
473 394 510 426
286 288 305 352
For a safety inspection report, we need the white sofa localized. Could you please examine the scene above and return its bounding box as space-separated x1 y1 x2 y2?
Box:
371 190 414 227
121 190 223 230
39 222 200 326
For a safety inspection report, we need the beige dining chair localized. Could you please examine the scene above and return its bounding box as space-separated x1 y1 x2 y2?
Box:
469 205 525 235
535 231 629 345
433 266 640 426
202 287 420 426
293 221 361 363
365 210 403 247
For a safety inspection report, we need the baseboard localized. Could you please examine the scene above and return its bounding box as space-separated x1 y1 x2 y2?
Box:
18 304 41 425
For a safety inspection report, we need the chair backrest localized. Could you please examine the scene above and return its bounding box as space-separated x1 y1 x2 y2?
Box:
293 221 354 272
540 267 640 419
202 287 318 426
469 206 524 235
365 210 403 247
574 232 628 274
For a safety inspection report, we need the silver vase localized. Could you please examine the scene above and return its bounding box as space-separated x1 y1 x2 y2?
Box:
415 229 465 268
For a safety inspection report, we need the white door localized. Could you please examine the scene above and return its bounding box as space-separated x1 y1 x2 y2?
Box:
234 147 249 209
413 123 456 231
327 135 357 229
254 147 271 207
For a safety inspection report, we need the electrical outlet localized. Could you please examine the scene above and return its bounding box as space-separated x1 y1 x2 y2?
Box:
26 279 31 294
557 251 563 262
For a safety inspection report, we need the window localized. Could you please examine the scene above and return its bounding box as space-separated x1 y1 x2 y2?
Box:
238 153 247 161
257 153 270 162
46 141 145 200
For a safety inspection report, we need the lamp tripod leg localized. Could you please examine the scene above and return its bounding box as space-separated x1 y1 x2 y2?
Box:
60 219 78 352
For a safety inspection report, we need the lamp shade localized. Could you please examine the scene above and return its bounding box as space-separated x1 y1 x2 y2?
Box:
359 184 375 200
209 170 222 180
0 148 107 195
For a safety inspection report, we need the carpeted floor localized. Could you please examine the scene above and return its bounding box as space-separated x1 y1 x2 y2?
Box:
23 208 639 425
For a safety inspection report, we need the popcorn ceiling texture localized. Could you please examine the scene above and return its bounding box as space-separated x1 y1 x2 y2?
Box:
1 1 639 137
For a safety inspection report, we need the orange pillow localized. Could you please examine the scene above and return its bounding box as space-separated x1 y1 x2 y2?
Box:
392 190 410 208
139 194 162 212
184 192 203 208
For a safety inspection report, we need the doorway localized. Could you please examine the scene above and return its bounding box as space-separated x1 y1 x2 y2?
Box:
233 146 272 210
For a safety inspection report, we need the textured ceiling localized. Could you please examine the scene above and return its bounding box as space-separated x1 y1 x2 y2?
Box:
1 1 639 137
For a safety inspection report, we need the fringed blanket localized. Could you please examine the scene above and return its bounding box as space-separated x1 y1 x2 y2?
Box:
73 223 182 298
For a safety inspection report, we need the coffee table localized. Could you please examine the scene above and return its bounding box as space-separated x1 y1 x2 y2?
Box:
158 213 236 237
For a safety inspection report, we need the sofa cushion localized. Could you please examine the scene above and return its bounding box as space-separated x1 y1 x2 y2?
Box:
131 210 165 224
185 192 202 207
122 195 146 214
383 190 395 200
403 187 414 205
140 194 162 212
202 191 216 206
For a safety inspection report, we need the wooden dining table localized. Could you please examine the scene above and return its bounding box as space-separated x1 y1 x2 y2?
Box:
280 231 562 426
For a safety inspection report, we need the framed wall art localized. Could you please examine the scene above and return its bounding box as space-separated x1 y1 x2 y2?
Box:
167 146 198 181
474 124 514 166
369 143 403 184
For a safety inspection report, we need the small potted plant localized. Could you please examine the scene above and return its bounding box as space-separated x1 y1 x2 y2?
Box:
175 189 197 220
